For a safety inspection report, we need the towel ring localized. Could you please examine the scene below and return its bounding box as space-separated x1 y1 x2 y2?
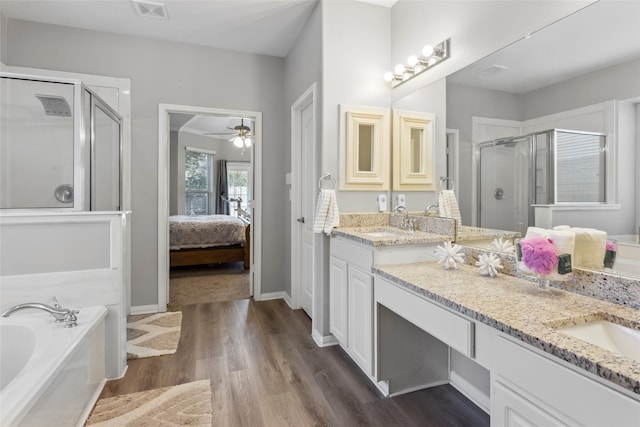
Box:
318 173 337 190
439 177 455 192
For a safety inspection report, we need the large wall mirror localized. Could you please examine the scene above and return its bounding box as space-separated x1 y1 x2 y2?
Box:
441 1 639 278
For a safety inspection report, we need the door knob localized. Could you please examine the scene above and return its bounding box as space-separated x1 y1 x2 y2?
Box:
297 217 305 223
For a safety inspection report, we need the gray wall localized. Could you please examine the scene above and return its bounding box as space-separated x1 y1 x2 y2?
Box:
5 18 287 305
283 2 322 298
0 12 7 64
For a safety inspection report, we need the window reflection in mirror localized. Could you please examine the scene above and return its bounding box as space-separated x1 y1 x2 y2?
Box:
555 131 605 203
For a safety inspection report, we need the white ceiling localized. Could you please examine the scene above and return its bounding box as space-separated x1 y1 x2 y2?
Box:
447 0 640 94
0 0 319 57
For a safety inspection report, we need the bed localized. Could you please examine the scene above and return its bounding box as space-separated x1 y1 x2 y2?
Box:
169 215 250 269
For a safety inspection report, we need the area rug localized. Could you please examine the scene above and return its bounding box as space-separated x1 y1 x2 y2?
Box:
169 267 250 307
127 311 183 359
85 380 212 426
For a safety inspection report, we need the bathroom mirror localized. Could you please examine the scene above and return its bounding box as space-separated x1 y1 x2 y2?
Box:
428 1 638 278
339 105 390 190
392 110 436 191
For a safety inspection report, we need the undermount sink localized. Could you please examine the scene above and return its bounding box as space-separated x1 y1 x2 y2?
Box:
555 320 640 363
361 228 408 238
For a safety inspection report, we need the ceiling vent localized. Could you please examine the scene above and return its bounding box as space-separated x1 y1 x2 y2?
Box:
131 0 169 20
478 64 509 75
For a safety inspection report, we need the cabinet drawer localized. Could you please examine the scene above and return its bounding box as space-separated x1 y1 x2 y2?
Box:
331 237 373 269
375 276 474 357
495 337 640 426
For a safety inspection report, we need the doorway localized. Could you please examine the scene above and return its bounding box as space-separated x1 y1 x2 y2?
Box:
158 104 262 311
291 84 317 319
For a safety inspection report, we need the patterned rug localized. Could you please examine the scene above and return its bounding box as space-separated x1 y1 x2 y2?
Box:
85 380 212 426
169 264 250 308
127 311 183 359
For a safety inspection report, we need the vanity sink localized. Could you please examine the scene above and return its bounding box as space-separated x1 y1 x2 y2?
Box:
556 320 640 363
363 230 406 238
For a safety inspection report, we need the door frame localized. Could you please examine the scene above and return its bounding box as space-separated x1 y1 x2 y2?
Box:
290 84 317 312
158 104 262 311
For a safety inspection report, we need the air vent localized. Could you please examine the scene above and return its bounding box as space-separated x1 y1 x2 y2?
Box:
131 0 169 20
478 65 508 75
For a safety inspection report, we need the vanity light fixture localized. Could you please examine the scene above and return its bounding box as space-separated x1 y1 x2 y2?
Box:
384 38 450 86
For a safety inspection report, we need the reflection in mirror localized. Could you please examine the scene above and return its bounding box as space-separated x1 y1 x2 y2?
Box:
340 105 390 190
393 110 435 191
358 123 374 172
441 0 639 278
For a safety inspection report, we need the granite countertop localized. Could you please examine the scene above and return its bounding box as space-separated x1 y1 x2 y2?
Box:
456 225 521 242
373 261 640 395
332 227 451 248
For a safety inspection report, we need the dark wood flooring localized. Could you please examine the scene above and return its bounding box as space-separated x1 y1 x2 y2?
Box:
102 298 489 426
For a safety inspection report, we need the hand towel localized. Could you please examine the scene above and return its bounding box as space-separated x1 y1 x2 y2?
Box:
313 189 340 236
437 190 462 223
555 226 607 269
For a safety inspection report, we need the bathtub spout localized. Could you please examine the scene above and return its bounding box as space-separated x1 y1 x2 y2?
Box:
1 303 79 327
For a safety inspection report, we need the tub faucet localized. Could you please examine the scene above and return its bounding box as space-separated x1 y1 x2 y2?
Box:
1 302 79 328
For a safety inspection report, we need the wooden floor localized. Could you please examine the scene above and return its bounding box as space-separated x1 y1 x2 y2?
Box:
102 298 489 426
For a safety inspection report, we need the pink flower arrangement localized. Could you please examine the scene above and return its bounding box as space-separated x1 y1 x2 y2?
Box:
520 236 558 276
606 240 617 252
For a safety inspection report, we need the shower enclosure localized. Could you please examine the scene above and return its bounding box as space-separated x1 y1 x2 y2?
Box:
477 129 606 235
1 73 122 211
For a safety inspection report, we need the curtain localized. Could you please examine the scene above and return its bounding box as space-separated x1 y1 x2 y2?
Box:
215 159 229 214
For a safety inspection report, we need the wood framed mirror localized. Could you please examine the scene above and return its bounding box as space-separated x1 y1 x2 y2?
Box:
339 105 390 190
392 110 435 191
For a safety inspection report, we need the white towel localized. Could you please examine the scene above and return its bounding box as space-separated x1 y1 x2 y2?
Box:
437 190 461 223
313 189 340 235
554 226 606 269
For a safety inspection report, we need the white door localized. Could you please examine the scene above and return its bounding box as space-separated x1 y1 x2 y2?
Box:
299 101 315 317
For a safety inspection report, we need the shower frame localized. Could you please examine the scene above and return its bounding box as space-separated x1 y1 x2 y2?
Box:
476 129 607 232
0 72 123 211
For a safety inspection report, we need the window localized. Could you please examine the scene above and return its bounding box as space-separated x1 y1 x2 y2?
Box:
227 162 251 218
185 148 214 215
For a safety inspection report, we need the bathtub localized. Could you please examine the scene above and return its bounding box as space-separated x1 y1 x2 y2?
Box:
0 305 107 427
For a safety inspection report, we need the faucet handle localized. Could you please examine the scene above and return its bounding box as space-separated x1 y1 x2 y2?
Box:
49 296 61 308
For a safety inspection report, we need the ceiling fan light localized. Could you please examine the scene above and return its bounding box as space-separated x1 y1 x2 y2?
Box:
244 138 252 148
233 136 244 148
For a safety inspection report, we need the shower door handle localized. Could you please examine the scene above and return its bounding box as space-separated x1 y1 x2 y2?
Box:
297 217 305 223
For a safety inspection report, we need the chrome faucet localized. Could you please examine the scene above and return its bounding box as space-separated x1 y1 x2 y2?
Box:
425 204 440 216
1 302 79 327
393 205 414 232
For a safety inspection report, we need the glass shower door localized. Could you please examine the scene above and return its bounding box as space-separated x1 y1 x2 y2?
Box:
478 136 531 236
1 77 77 209
91 98 121 211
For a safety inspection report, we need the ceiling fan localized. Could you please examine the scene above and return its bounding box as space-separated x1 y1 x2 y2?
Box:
204 118 253 148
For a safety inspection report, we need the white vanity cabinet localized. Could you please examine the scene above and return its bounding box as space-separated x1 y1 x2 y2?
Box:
329 235 440 377
330 238 375 375
492 336 640 427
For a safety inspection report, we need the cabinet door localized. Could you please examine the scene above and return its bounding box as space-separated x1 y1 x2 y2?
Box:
329 256 348 346
347 265 373 375
492 381 569 427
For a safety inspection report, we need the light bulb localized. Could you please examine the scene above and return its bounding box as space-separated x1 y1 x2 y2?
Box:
244 138 252 148
414 64 424 74
407 55 419 67
394 63 405 74
233 136 244 148
383 71 395 82
427 57 437 66
422 44 434 57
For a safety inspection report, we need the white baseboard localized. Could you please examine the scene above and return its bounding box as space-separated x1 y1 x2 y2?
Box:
257 291 287 301
449 370 490 414
282 292 294 309
130 304 160 315
311 329 339 347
